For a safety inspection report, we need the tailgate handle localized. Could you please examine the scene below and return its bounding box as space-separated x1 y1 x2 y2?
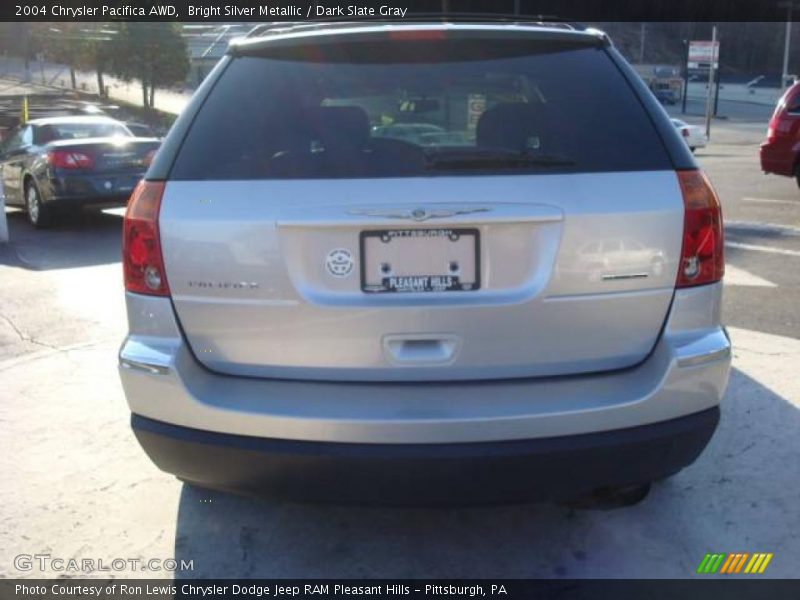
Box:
383 334 460 366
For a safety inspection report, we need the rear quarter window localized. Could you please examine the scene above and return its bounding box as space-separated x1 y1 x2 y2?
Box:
169 38 672 180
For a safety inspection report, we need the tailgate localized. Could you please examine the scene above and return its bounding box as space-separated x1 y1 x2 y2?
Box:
160 171 683 381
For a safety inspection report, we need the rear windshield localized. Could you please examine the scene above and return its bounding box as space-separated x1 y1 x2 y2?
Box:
34 121 132 144
169 38 671 180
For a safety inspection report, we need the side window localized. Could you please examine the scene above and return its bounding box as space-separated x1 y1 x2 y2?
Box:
32 125 45 145
21 126 33 146
787 94 800 115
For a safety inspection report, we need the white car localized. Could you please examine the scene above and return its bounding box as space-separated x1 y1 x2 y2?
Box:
671 118 707 152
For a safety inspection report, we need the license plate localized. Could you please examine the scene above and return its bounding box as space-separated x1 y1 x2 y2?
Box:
360 228 480 293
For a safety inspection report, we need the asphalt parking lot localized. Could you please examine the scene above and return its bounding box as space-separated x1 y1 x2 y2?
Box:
1 113 799 579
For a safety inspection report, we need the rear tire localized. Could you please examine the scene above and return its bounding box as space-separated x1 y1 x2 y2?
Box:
690 147 696 153
794 165 800 189
25 180 51 229
563 483 651 510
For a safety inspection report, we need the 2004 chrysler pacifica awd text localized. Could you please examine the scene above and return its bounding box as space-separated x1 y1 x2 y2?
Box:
119 20 731 506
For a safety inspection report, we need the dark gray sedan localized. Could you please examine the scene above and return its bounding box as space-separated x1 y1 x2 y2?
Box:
0 115 160 228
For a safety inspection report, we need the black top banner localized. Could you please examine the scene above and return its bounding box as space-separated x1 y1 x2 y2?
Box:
1 0 797 22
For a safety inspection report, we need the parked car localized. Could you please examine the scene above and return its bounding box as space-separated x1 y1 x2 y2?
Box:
120 21 729 506
671 118 707 152
0 116 160 228
760 82 800 185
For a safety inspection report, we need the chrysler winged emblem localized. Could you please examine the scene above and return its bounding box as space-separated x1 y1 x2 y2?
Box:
349 206 490 222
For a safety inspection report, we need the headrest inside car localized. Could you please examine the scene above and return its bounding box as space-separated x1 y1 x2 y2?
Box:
305 106 370 150
476 103 546 152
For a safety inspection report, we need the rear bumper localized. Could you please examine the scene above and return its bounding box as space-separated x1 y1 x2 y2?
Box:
760 140 795 176
45 194 130 210
132 407 720 504
120 283 731 500
41 171 142 207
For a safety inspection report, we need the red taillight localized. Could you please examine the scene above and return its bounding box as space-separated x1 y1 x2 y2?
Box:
676 170 724 288
681 128 690 138
47 149 94 169
123 181 169 296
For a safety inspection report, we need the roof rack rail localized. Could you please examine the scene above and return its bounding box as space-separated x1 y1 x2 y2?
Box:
246 13 587 39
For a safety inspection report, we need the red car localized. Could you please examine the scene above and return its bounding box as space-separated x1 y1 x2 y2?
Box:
761 82 800 185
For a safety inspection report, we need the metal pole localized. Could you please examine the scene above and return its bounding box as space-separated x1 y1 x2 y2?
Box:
782 7 793 90
704 25 717 139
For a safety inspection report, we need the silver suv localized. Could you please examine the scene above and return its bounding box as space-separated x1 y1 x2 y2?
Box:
119 21 730 506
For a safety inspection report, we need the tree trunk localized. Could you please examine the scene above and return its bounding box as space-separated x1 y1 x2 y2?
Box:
141 81 149 109
96 69 105 97
69 67 77 90
149 83 155 110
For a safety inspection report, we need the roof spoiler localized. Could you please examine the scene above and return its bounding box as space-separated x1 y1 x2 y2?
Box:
246 13 587 38
231 19 610 55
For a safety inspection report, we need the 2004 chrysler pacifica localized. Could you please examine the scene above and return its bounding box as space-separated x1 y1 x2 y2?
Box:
119 21 731 506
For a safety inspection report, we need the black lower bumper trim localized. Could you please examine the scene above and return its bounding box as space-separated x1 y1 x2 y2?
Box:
131 408 719 505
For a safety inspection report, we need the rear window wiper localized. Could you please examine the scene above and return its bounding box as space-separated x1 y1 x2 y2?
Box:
424 149 575 171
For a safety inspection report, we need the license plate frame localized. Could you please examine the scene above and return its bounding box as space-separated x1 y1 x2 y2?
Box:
360 228 481 294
